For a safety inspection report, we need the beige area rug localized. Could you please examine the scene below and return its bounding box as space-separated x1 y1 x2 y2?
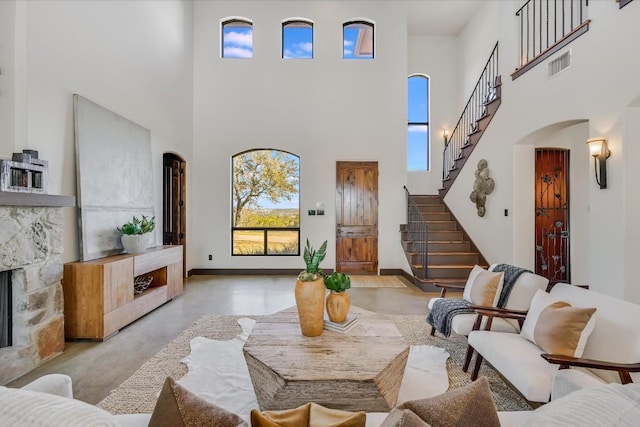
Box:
97 314 532 415
349 275 407 288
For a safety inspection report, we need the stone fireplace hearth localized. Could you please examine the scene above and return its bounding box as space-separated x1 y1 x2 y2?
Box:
0 192 74 385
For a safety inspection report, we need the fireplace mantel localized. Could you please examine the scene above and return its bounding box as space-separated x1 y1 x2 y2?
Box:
0 191 75 207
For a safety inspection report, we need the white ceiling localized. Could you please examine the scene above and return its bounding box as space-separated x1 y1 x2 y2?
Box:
406 0 484 36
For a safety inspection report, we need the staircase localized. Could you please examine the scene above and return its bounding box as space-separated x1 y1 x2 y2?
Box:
440 42 501 198
401 195 487 292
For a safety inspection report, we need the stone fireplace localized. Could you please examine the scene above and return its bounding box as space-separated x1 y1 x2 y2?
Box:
0 192 74 384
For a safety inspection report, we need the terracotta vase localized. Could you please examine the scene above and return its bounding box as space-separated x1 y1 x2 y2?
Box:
326 291 350 323
294 278 326 337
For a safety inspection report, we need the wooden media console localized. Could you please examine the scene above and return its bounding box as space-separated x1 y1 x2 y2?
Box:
62 245 183 340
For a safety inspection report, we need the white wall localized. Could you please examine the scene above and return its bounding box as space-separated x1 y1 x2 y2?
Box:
440 0 640 301
623 104 640 303
0 1 16 159
407 35 458 195
192 1 408 271
14 0 194 264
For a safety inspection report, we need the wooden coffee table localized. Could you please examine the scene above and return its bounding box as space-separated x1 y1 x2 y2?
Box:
243 306 409 412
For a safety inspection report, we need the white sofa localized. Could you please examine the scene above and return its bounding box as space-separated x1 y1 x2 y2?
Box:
468 283 640 403
428 264 549 336
3 373 640 426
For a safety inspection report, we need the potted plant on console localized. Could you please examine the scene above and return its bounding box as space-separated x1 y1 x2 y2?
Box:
118 215 155 254
295 239 327 337
324 272 351 323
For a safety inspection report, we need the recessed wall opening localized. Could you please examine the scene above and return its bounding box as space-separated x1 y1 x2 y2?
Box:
0 270 12 348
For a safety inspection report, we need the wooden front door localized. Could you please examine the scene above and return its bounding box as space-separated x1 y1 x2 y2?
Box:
163 153 186 275
335 161 378 273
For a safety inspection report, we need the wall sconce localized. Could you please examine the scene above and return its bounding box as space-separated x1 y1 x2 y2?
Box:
443 129 449 144
586 137 611 189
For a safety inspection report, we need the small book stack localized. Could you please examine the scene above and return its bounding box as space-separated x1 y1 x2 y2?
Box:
323 314 359 334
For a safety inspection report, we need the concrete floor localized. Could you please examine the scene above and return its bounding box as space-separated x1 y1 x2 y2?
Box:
8 275 439 405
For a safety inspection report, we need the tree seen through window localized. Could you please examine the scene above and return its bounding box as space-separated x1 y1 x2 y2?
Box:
232 150 300 255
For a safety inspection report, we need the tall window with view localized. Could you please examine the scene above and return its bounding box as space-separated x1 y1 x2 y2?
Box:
343 20 374 59
222 18 253 58
408 75 429 171
232 150 300 256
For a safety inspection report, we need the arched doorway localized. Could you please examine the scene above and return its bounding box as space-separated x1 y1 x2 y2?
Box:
163 152 186 276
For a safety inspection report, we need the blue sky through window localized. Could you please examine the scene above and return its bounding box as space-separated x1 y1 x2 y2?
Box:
408 75 429 171
283 22 313 59
343 24 373 59
223 21 253 58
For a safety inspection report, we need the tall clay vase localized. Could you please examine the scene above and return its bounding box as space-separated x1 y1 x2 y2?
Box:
294 278 326 337
326 291 350 323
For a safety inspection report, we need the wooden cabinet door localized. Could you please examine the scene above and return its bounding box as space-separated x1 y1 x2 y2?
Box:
335 162 378 273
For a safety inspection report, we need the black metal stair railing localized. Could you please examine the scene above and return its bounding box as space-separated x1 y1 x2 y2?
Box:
443 42 499 182
404 186 428 278
513 0 590 79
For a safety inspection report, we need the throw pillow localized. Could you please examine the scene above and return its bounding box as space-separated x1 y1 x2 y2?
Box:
250 402 366 427
148 377 248 427
0 386 118 427
533 301 596 358
462 265 504 306
380 376 500 427
520 290 596 358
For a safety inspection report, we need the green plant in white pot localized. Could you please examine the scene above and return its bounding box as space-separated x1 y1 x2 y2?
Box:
118 215 155 254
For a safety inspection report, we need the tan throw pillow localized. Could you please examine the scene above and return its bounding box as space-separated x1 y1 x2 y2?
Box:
148 377 248 427
533 301 596 358
462 265 504 306
250 402 365 427
381 376 500 427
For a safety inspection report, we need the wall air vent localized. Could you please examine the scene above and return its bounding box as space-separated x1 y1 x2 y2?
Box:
548 50 571 78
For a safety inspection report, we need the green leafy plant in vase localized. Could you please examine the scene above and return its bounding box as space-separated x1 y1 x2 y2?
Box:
295 239 327 337
324 272 351 323
118 215 155 254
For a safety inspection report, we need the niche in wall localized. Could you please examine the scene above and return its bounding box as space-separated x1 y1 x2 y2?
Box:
74 94 155 261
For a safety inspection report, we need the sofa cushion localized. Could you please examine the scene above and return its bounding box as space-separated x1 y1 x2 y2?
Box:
0 385 118 426
251 402 366 427
148 377 248 427
379 409 431 427
520 289 597 358
520 383 640 427
549 284 640 384
501 271 548 311
427 298 520 336
468 330 559 402
463 265 504 306
381 376 500 427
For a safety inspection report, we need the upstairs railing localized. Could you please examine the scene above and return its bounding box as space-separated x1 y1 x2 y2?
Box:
443 42 499 182
513 0 590 79
404 186 428 278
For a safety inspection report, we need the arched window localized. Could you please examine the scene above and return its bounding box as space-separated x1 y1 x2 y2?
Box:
343 20 374 59
232 149 300 256
222 18 253 58
282 19 313 59
408 75 429 171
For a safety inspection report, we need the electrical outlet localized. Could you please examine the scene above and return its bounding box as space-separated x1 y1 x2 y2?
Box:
308 210 316 216
317 210 324 216
208 254 212 261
